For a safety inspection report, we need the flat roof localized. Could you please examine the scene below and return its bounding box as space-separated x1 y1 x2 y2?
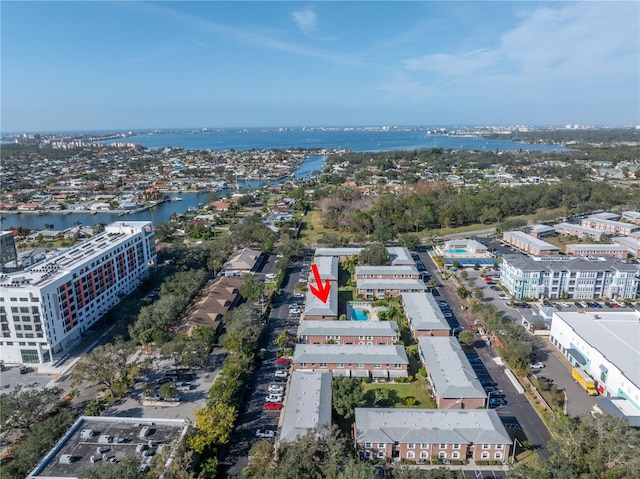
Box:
0 221 152 289
279 371 332 443
314 247 362 257
355 265 419 276
356 278 426 291
297 320 399 338
554 222 614 236
502 253 639 273
401 292 450 331
566 244 626 252
552 311 640 390
294 344 408 365
444 239 488 250
355 408 511 445
27 416 188 479
418 337 487 399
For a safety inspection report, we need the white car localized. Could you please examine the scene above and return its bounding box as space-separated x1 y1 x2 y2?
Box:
499 294 510 300
561 302 572 308
265 273 276 280
274 370 288 378
265 394 284 403
268 384 285 394
256 429 276 439
530 361 545 369
289 308 302 314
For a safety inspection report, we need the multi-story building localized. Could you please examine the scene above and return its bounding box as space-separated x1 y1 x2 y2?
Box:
502 230 559 256
621 211 640 225
356 279 426 299
355 266 420 280
580 217 640 236
0 231 18 272
565 244 628 259
500 254 640 300
293 344 409 380
0 221 156 364
554 222 614 240
613 236 640 257
297 320 399 345
303 286 339 320
401 292 451 338
355 408 511 463
417 336 487 409
549 310 640 423
524 224 555 238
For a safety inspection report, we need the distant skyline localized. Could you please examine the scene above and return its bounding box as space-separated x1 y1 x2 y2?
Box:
1 1 638 133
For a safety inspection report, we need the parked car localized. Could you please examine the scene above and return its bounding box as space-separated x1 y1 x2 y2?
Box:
467 357 482 364
256 429 276 439
272 376 287 382
265 273 276 280
592 302 602 309
499 294 509 300
490 285 501 291
268 384 285 394
488 397 507 408
19 366 29 374
530 361 545 369
265 394 284 403
275 357 291 365
275 363 290 370
274 370 288 378
264 402 283 411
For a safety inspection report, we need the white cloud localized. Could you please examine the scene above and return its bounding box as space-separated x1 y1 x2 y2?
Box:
292 7 317 35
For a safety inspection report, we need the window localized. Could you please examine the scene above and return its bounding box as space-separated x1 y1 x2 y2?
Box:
452 452 460 459
20 349 39 363
319 363 327 368
481 452 489 459
337 363 344 368
439 444 446 449
300 362 307 367
420 451 428 459
378 443 385 448
364 451 371 459
407 443 415 449
438 452 446 459
377 451 385 458
395 363 402 368
358 363 365 368
482 444 489 449
420 443 428 449
374 363 381 368
496 444 503 449
453 443 460 449
365 443 372 448
407 451 415 459
495 452 502 459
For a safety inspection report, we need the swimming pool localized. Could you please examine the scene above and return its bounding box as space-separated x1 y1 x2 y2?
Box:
351 308 370 321
444 249 468 254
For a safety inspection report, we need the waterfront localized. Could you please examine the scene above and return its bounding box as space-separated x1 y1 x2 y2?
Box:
0 154 326 231
104 128 569 153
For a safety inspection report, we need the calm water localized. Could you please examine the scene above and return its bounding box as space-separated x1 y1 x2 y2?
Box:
1 154 326 231
105 128 568 153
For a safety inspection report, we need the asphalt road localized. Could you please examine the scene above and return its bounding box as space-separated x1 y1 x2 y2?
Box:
222 255 304 478
417 250 552 460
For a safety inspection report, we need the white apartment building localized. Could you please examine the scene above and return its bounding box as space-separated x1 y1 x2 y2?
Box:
0 222 156 364
500 254 640 300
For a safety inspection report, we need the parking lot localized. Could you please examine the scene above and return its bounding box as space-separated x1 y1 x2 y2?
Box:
0 363 52 394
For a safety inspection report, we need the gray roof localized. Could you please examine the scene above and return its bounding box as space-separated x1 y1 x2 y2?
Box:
418 337 487 399
613 236 640 250
444 239 488 250
588 212 621 221
552 311 640 390
554 222 613 237
357 278 426 292
298 320 399 338
622 211 640 220
566 244 626 253
304 285 339 317
387 247 415 266
582 217 639 231
356 265 419 277
355 408 511 446
294 344 408 365
309 256 339 281
527 224 556 233
503 230 559 251
401 292 450 332
314 247 362 257
502 253 640 274
279 371 333 442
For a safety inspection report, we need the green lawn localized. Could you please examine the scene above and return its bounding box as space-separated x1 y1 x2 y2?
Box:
362 380 436 409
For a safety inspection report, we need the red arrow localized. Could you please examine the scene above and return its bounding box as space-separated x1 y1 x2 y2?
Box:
309 263 331 303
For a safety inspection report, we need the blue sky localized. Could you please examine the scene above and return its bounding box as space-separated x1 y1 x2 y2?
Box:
1 1 638 132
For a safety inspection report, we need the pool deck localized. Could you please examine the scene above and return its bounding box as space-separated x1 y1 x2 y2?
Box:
347 302 380 321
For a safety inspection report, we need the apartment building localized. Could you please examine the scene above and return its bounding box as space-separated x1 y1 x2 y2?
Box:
303 286 339 320
292 344 409 380
356 279 426 299
355 408 511 463
549 311 640 422
401 292 451 338
502 230 559 256
621 211 640 225
417 337 487 409
500 254 640 300
308 255 339 282
554 222 613 240
580 217 640 236
0 231 18 272
565 244 628 259
613 236 640 257
354 266 420 280
0 221 156 364
524 224 555 238
297 320 399 345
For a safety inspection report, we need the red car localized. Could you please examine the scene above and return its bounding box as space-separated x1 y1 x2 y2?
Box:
275 357 291 365
264 402 283 411
483 277 493 282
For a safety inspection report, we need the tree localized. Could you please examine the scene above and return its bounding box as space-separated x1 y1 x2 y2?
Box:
457 330 475 347
276 238 304 259
159 382 178 400
77 459 144 479
244 441 275 478
331 376 364 420
0 384 63 433
240 277 265 302
398 233 421 248
189 402 238 453
70 341 136 396
372 387 392 407
358 244 390 266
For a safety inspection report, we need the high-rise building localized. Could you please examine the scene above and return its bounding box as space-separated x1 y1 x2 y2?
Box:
0 222 156 364
0 231 18 272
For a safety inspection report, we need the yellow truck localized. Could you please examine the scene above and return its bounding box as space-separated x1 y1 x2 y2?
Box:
572 367 598 396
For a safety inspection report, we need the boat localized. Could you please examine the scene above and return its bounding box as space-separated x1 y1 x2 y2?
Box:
169 197 183 202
